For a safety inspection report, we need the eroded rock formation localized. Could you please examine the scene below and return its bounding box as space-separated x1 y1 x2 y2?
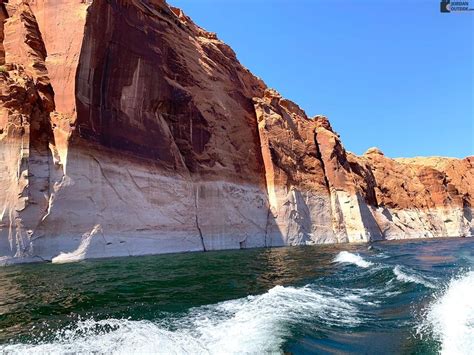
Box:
0 0 472 264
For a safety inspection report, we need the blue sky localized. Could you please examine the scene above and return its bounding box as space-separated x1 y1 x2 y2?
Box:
171 0 473 158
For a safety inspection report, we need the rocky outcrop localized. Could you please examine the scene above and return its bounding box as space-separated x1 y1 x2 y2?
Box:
0 1 62 263
0 0 472 264
357 153 473 239
254 89 334 246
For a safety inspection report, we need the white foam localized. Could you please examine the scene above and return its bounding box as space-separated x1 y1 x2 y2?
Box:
0 285 365 354
333 251 373 268
422 271 474 355
393 265 436 289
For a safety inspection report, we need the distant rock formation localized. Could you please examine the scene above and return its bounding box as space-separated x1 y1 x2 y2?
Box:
0 0 472 264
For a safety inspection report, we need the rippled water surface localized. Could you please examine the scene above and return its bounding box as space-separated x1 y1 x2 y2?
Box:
0 238 473 354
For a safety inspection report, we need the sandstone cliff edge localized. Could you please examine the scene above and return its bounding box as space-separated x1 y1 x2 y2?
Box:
0 0 472 264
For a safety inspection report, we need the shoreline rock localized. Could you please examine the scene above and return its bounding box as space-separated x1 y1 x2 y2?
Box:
0 0 472 264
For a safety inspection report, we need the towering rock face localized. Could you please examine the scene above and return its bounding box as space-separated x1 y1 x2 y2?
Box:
0 0 472 264
313 117 383 243
27 0 90 116
254 90 335 246
0 1 60 262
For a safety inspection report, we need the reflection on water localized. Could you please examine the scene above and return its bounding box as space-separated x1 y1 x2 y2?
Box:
256 245 343 288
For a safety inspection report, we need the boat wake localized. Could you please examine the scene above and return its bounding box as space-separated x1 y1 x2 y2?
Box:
0 284 367 354
418 270 474 355
333 251 374 268
393 265 436 289
333 251 437 290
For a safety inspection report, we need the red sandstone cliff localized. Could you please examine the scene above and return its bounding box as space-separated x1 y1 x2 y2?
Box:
0 0 472 264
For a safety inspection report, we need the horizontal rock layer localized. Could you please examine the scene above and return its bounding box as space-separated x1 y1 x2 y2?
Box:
0 0 472 264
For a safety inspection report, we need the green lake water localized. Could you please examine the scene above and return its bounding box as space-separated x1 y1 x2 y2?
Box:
0 237 473 354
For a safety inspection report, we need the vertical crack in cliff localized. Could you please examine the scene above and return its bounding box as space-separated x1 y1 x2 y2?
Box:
314 129 345 241
264 208 270 247
313 130 331 194
98 47 111 134
194 185 206 252
252 99 274 247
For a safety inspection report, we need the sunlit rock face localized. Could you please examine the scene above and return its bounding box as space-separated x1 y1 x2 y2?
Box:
360 154 474 239
0 0 472 264
254 90 335 246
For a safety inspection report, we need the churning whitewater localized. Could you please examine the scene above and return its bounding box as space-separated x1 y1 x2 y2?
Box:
333 251 374 268
420 271 474 355
0 239 472 354
0 285 368 354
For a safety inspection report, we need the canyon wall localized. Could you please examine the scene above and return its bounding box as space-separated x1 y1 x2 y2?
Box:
0 0 472 264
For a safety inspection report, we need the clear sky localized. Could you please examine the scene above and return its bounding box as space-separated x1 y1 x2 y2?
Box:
170 0 473 158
